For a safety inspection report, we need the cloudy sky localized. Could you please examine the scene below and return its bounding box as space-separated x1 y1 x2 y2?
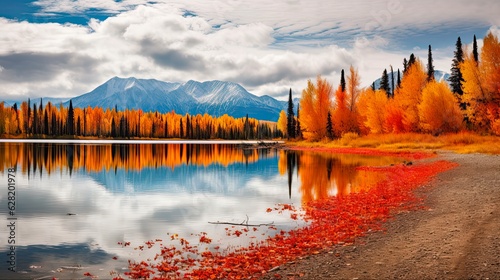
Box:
0 0 498 101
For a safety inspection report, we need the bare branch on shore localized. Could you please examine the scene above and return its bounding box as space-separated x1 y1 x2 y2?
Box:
208 215 274 227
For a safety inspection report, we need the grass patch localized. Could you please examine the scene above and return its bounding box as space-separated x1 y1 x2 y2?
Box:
288 132 500 155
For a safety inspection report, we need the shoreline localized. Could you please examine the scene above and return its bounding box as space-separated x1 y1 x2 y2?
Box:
0 139 284 145
262 151 500 279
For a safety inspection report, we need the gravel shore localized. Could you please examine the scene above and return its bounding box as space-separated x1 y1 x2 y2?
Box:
262 152 500 279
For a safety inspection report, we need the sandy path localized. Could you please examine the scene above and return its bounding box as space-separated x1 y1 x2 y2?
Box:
263 152 500 279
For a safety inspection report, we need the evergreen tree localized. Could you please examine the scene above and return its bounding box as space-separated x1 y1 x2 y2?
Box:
244 113 250 139
472 34 479 63
186 115 191 138
340 69 346 92
295 104 302 139
179 119 184 138
427 45 435 81
83 108 86 136
371 82 375 91
397 69 402 89
32 103 38 135
77 116 81 136
43 111 49 135
449 36 464 97
38 100 43 135
67 100 75 135
287 88 295 139
51 111 57 136
380 69 390 97
390 65 395 98
408 53 416 68
326 111 333 139
111 118 116 137
27 98 31 135
403 58 408 73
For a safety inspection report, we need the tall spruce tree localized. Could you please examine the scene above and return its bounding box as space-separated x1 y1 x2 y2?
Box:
472 34 479 63
295 104 302 139
340 69 346 92
403 58 408 73
427 45 435 81
390 65 395 98
33 103 38 135
397 68 402 89
326 111 333 139
67 100 75 135
380 69 390 97
449 36 464 97
287 88 295 139
408 53 416 69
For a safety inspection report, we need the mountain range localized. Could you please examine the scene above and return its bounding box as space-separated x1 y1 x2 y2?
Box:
67 77 290 121
4 71 452 122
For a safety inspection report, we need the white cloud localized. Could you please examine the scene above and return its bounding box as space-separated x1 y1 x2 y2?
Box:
0 1 498 101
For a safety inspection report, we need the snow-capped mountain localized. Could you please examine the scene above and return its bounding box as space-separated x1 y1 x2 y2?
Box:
67 77 288 121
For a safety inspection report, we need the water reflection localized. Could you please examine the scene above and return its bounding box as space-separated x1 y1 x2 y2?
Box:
0 143 270 177
0 143 401 279
279 150 398 203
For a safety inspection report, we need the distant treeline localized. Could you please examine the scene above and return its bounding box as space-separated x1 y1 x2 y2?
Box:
0 100 281 140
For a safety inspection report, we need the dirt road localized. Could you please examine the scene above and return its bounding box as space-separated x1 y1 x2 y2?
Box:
263 152 500 279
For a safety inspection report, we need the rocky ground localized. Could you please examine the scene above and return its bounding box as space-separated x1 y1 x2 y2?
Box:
262 152 500 279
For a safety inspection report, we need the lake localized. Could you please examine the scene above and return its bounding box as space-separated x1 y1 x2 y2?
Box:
0 141 401 279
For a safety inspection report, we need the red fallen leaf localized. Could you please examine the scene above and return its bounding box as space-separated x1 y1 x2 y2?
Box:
112 256 118 260
199 235 212 244
83 272 92 276
266 208 272 213
290 213 298 220
124 156 456 280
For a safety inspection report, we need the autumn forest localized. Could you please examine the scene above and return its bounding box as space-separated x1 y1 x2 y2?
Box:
278 32 500 139
1 33 499 140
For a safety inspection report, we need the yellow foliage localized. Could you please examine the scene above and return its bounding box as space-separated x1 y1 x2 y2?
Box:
395 60 427 132
357 88 388 134
418 81 463 134
461 32 500 134
277 110 287 136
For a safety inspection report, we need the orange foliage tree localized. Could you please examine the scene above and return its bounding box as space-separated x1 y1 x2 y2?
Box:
418 81 463 134
299 76 333 140
332 85 350 136
0 100 277 140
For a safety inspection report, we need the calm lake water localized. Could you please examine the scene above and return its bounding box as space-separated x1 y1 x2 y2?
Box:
0 142 402 279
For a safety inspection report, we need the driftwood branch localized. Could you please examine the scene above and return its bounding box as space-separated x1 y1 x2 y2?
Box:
208 215 274 227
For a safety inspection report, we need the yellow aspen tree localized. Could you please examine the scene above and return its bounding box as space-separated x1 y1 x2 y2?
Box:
418 80 463 134
395 60 427 132
479 32 500 134
461 51 488 130
277 110 287 136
